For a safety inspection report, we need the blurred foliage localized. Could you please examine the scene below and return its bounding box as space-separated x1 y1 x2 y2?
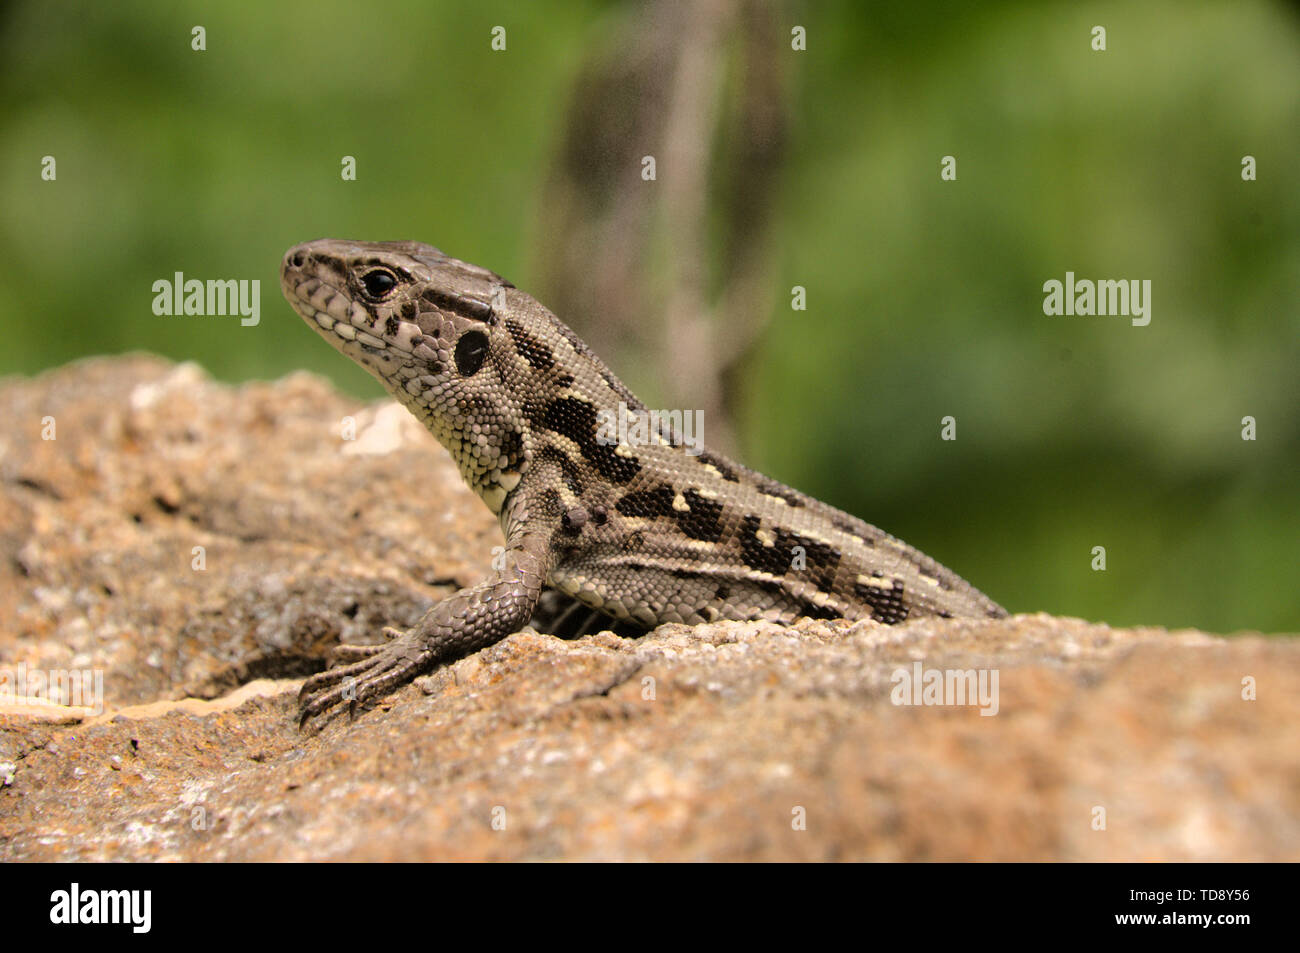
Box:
0 0 1296 632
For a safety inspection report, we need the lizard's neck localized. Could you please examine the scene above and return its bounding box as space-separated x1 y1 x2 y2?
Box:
389 384 526 515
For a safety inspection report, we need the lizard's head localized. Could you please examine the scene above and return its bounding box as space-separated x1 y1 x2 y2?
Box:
281 239 529 512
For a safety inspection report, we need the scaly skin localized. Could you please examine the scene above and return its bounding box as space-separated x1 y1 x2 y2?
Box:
280 239 1005 726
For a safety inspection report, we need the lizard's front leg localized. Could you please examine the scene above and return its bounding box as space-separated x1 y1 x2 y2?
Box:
298 502 554 728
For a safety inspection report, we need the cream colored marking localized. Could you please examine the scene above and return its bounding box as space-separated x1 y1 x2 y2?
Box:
856 574 895 588
672 492 689 512
801 530 842 551
546 432 584 459
498 470 521 492
756 528 776 547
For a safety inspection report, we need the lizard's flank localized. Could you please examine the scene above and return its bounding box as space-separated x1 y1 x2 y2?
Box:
281 239 1006 727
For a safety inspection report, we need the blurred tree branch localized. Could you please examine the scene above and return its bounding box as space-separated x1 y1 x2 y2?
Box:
535 0 789 453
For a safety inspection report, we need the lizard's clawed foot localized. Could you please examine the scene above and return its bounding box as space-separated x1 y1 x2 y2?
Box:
298 628 428 729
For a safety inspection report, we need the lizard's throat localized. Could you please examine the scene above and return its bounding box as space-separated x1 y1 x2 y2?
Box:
388 386 524 515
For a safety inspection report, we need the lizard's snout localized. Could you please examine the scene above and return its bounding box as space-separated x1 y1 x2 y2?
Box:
282 242 313 279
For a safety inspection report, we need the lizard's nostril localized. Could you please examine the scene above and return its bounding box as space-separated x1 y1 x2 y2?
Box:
291 253 305 268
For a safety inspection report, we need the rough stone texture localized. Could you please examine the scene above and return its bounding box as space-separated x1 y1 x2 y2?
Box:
0 356 1295 861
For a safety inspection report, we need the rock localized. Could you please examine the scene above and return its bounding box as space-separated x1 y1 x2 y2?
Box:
0 356 1295 861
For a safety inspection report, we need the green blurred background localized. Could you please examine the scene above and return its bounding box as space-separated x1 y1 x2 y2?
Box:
1 0 1296 632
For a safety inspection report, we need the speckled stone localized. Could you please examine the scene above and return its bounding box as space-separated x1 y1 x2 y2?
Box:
0 358 1296 861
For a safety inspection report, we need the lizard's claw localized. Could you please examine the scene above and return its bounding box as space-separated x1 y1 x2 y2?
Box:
298 633 429 729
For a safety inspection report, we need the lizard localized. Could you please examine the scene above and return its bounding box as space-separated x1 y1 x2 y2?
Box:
280 239 1007 727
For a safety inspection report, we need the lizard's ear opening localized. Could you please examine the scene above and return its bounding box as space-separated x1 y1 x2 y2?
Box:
454 330 490 376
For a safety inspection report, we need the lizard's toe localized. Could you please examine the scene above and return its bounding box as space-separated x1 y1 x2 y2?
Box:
298 636 430 728
298 655 373 702
328 643 387 664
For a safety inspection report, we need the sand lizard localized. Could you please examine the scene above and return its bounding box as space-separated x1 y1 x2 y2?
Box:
281 239 1006 726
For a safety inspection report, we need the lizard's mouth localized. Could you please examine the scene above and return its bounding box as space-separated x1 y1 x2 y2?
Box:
280 250 406 358
280 262 421 390
281 254 355 336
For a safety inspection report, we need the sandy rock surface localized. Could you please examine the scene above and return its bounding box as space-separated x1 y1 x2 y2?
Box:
1 357 1294 861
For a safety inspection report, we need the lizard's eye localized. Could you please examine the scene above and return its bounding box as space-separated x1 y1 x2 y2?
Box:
360 269 398 300
454 330 490 376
